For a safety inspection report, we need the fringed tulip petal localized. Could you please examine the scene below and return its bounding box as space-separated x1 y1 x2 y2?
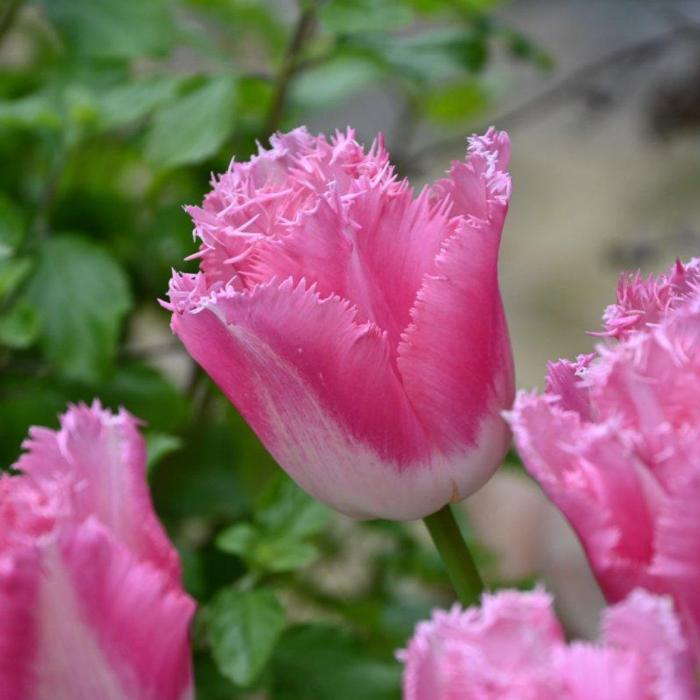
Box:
399 588 697 700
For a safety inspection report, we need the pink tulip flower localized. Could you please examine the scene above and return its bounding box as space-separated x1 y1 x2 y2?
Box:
507 258 700 659
166 127 514 519
0 402 195 700
399 588 697 699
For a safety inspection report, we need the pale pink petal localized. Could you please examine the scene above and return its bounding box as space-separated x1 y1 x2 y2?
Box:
399 590 564 700
544 355 594 420
14 402 181 585
507 392 658 601
600 258 700 338
602 589 696 699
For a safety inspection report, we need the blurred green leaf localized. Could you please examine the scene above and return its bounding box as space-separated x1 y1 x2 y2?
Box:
0 257 33 300
217 475 329 573
0 300 40 349
0 94 62 130
256 473 330 540
319 0 413 33
424 80 489 124
40 0 174 59
271 624 401 700
97 76 185 130
0 195 26 258
205 587 285 687
99 362 188 432
145 76 238 169
25 234 131 384
292 54 385 109
145 430 183 473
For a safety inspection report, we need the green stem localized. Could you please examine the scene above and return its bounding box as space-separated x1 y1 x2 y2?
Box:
423 504 484 606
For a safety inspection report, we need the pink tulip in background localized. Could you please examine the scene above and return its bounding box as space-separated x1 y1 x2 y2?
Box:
399 587 697 699
167 126 514 520
0 402 194 700
508 258 700 659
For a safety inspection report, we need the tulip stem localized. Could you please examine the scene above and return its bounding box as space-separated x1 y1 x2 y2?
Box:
423 504 484 607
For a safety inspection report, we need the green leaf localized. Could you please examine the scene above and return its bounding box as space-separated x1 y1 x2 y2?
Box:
0 300 40 349
292 55 385 109
319 0 413 33
0 94 62 131
425 80 489 124
41 0 174 59
256 473 330 540
271 624 401 700
97 76 184 130
0 257 33 301
205 587 285 687
145 431 183 474
145 76 238 169
24 234 131 384
216 522 320 573
0 195 26 258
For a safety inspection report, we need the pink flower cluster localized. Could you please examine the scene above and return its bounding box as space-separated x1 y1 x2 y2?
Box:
509 258 700 659
166 127 514 520
0 403 194 700
399 588 696 699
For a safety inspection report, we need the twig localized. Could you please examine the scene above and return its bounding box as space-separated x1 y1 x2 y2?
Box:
409 19 700 165
262 3 318 136
0 0 23 48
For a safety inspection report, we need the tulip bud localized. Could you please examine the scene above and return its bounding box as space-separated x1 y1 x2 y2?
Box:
167 127 514 520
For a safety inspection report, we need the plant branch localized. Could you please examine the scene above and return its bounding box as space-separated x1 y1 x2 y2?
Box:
0 0 23 48
263 3 318 136
409 19 700 166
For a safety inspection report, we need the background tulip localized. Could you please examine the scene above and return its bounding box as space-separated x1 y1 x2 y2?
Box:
0 402 195 700
167 127 514 520
398 588 697 699
508 258 700 660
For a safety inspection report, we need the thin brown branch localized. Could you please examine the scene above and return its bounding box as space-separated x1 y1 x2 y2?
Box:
409 19 700 166
0 0 23 48
262 3 318 137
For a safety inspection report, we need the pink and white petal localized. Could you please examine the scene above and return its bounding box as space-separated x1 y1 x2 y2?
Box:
507 392 657 601
397 217 513 464
170 274 476 519
0 521 194 700
14 403 181 584
602 589 697 699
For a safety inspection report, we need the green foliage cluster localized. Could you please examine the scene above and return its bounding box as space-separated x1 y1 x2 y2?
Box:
0 0 547 696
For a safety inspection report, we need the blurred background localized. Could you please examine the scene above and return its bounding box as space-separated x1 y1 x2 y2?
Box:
1 0 699 697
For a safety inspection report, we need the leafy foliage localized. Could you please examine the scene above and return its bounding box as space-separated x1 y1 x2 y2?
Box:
0 0 549 696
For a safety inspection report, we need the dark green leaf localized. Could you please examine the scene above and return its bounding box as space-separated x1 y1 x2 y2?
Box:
205 587 285 687
0 257 33 301
0 195 26 258
24 234 131 384
271 624 401 700
145 431 183 473
145 76 238 169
